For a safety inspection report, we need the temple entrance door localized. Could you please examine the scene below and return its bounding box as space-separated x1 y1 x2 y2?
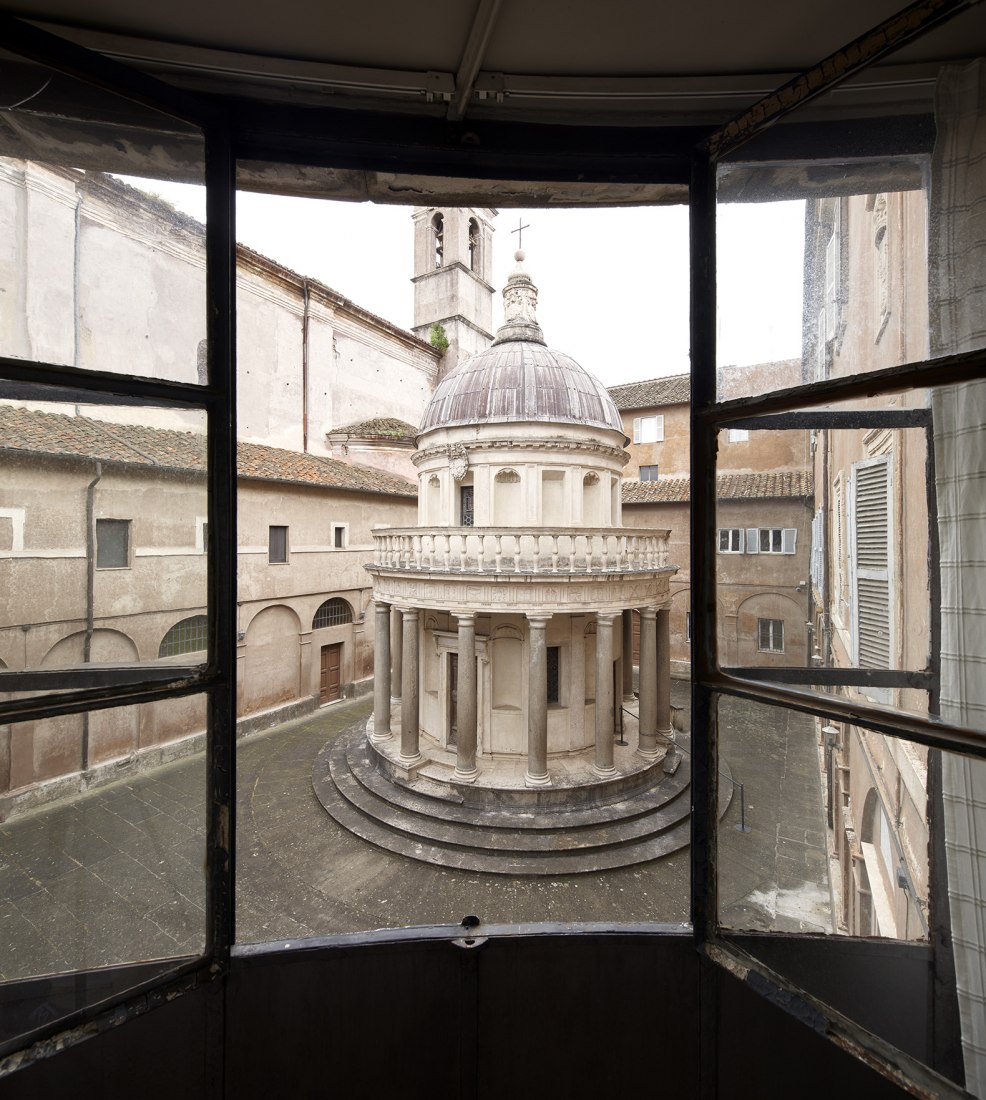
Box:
320 643 342 704
448 653 458 746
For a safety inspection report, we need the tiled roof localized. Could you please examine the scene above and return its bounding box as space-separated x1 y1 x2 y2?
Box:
0 405 416 497
608 374 690 410
237 442 415 496
328 417 418 443
623 470 813 504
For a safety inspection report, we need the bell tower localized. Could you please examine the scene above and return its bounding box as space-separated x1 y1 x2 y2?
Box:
412 207 495 378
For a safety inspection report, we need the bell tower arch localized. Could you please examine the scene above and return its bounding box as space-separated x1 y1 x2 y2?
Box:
412 207 496 378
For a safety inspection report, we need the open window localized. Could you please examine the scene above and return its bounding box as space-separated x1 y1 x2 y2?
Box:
694 3 986 1093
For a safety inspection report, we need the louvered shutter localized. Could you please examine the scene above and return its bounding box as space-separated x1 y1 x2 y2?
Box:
746 529 758 554
852 457 891 669
782 528 797 554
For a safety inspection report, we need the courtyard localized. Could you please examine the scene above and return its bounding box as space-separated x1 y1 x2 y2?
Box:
0 682 830 985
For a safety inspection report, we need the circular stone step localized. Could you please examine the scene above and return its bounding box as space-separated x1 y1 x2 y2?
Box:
312 721 732 875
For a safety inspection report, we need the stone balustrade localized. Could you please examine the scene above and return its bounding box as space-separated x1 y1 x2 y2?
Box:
371 527 671 575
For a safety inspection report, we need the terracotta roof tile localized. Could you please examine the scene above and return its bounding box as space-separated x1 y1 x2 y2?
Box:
623 469 813 504
0 405 416 497
328 417 418 443
608 374 690 410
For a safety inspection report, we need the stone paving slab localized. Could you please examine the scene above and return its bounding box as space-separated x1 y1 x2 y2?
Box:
0 683 830 989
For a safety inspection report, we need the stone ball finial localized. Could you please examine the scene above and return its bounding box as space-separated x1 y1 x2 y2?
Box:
514 249 525 263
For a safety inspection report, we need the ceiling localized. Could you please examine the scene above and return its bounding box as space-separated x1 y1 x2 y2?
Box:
5 0 985 124
2 1 985 205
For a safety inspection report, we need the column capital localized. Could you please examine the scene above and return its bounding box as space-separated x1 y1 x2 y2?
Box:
453 611 477 626
398 606 419 621
639 606 657 622
526 612 552 628
595 610 620 626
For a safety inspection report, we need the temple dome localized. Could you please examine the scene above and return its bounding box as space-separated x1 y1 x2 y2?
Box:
418 249 625 437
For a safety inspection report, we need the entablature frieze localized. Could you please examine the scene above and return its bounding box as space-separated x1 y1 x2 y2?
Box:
412 437 628 468
367 567 674 615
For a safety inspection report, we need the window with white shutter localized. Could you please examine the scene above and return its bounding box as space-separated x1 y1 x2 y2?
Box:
850 456 892 694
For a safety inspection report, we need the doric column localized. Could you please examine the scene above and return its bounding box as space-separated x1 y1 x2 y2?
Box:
657 607 673 744
637 607 659 758
622 609 635 701
400 608 422 766
593 611 619 778
525 613 552 787
390 607 402 703
454 612 479 782
371 599 392 741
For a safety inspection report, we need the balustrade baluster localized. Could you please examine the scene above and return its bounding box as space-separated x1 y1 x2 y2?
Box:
442 533 451 571
513 533 522 573
494 533 503 573
413 534 422 569
550 534 559 573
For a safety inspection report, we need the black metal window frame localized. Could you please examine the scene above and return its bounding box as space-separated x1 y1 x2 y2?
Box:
0 1 981 1093
0 11 237 1066
159 615 211 658
691 1 984 1094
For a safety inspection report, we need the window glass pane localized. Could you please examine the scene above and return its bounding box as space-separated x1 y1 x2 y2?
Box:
0 697 206 1047
716 693 978 1088
0 49 206 379
718 693 930 941
714 15 986 404
0 391 209 677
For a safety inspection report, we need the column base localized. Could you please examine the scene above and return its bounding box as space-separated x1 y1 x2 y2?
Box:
397 751 425 779
623 692 637 704
658 725 676 744
591 763 618 779
390 695 402 705
636 746 662 762
525 771 552 788
453 765 480 783
369 727 393 744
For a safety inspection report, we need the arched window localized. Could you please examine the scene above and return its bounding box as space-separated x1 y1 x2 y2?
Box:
312 598 353 630
432 212 444 268
159 615 208 657
468 217 479 271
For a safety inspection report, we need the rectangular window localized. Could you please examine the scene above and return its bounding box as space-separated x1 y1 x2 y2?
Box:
332 525 346 549
95 518 130 569
460 485 474 527
268 525 288 564
758 618 785 653
744 527 797 554
727 428 749 442
632 415 664 444
717 528 744 553
639 465 659 481
547 646 560 704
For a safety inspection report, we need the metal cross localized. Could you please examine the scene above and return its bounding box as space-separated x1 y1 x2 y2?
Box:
512 218 530 250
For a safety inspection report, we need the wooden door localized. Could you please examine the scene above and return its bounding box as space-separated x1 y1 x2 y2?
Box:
320 643 342 704
632 610 641 666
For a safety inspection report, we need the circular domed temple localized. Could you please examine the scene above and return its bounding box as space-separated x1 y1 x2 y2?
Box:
314 253 707 874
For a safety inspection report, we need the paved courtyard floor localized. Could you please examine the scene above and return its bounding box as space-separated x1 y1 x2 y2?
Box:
0 683 831 984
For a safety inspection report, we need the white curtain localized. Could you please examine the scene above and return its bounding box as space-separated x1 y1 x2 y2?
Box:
932 58 986 1097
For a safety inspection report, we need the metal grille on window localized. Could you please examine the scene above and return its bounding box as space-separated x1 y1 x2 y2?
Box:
159 615 209 657
313 598 353 629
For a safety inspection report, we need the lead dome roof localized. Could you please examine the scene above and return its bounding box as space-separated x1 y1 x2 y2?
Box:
418 251 625 437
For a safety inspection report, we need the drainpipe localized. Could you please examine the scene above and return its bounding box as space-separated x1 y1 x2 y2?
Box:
82 461 102 770
302 279 311 453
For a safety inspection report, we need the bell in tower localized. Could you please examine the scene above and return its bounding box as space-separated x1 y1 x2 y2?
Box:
411 207 496 378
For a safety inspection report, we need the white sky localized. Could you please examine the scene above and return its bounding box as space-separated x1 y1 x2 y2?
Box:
123 178 805 386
